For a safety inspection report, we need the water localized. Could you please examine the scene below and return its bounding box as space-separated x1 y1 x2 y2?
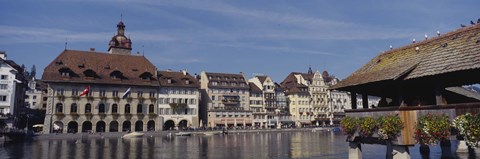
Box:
0 131 476 159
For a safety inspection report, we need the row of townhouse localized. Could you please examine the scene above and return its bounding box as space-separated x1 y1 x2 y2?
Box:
40 21 372 133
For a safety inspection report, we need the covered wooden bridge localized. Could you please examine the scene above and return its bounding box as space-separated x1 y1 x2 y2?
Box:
331 23 480 159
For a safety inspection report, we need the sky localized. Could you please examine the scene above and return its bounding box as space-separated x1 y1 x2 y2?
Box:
1 0 479 82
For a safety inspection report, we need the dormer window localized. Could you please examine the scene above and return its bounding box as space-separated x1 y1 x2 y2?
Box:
110 70 124 80
167 79 172 84
185 80 190 84
83 69 97 79
58 67 74 78
208 76 212 80
139 72 153 81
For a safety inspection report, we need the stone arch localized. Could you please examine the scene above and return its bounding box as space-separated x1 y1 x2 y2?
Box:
99 103 106 113
112 104 118 113
82 121 92 132
67 121 78 133
109 121 119 132
148 104 155 113
135 121 143 132
70 103 78 113
85 103 92 113
178 120 188 129
125 104 131 114
137 104 143 113
122 121 131 132
163 120 175 130
96 121 106 132
147 120 155 131
53 121 63 133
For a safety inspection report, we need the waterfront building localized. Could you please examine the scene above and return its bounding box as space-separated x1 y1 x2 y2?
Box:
280 72 312 127
249 75 280 128
248 82 265 127
25 77 47 110
157 70 200 130
41 21 161 134
199 71 253 128
274 83 292 127
0 51 27 127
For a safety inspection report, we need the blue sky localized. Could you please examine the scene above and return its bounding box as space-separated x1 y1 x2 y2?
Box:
1 0 479 82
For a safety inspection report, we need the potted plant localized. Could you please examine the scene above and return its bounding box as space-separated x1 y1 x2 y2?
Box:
358 117 377 138
415 113 451 145
453 113 480 147
377 114 403 141
340 116 358 140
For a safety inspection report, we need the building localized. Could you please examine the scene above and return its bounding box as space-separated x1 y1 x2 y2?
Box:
157 70 200 130
25 77 47 110
248 82 265 127
199 71 253 128
42 21 161 134
249 75 279 128
280 72 312 127
274 83 292 127
0 51 27 127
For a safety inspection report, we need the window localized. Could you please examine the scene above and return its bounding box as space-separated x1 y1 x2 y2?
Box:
70 89 77 96
56 89 65 95
149 91 155 98
56 103 63 113
0 84 7 90
85 103 92 113
71 103 77 113
99 104 106 113
137 91 143 97
112 104 118 113
137 104 143 113
1 75 8 80
167 79 171 84
211 96 215 100
112 90 119 97
99 90 106 97
185 80 190 84
125 104 131 114
148 104 154 113
33 102 36 106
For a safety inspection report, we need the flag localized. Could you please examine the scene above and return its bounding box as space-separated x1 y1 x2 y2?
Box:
122 88 131 99
79 86 90 96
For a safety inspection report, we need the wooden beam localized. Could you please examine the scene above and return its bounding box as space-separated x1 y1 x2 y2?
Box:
351 92 357 109
362 94 368 109
435 85 446 105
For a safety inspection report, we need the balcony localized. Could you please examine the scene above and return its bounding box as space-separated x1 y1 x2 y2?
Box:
222 99 240 106
169 103 187 108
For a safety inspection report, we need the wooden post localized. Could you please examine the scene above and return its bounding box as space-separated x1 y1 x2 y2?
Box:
350 93 357 109
348 142 362 159
362 94 368 109
435 85 446 105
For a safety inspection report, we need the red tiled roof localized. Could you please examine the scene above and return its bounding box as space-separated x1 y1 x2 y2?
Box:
42 50 158 86
158 70 199 88
332 24 480 90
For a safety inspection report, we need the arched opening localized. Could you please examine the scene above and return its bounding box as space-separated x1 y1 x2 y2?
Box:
109 121 119 132
178 120 188 130
85 103 92 113
147 120 155 131
70 103 77 113
96 121 106 132
67 121 78 133
82 121 92 132
148 104 155 113
122 121 131 132
55 103 63 113
53 121 63 133
135 121 143 132
112 104 118 113
99 103 106 113
110 70 125 80
163 120 175 130
125 104 131 114
139 72 153 80
83 69 99 79
137 104 143 114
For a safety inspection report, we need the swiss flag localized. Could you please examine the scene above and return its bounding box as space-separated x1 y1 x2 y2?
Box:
79 86 90 96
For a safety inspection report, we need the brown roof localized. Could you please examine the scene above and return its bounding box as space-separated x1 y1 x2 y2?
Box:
280 72 310 95
257 76 268 84
249 82 262 93
42 50 158 86
332 24 480 90
158 70 199 88
205 72 249 89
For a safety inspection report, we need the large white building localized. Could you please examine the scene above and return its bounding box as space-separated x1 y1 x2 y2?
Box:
0 51 27 127
25 77 47 110
157 70 200 130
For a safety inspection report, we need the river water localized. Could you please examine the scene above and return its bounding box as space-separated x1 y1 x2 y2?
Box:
0 130 476 159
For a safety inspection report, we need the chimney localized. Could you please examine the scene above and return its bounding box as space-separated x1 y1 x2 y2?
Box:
181 69 187 76
0 51 6 60
90 48 95 52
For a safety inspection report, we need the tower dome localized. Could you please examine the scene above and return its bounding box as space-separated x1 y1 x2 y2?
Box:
108 20 132 55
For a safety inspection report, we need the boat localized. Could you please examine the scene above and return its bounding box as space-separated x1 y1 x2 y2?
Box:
121 132 144 139
175 132 192 136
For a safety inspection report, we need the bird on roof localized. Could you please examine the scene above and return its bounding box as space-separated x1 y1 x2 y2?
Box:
461 24 467 27
471 20 476 25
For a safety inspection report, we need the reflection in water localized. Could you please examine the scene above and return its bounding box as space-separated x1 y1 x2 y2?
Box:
1 131 468 159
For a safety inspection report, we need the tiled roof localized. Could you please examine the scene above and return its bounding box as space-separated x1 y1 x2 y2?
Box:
280 72 310 95
205 72 249 89
158 70 199 88
42 50 158 86
1 58 26 81
332 24 480 89
249 82 262 93
257 76 268 84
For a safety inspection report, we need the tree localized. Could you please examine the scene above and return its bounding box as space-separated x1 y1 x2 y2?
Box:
30 65 36 78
